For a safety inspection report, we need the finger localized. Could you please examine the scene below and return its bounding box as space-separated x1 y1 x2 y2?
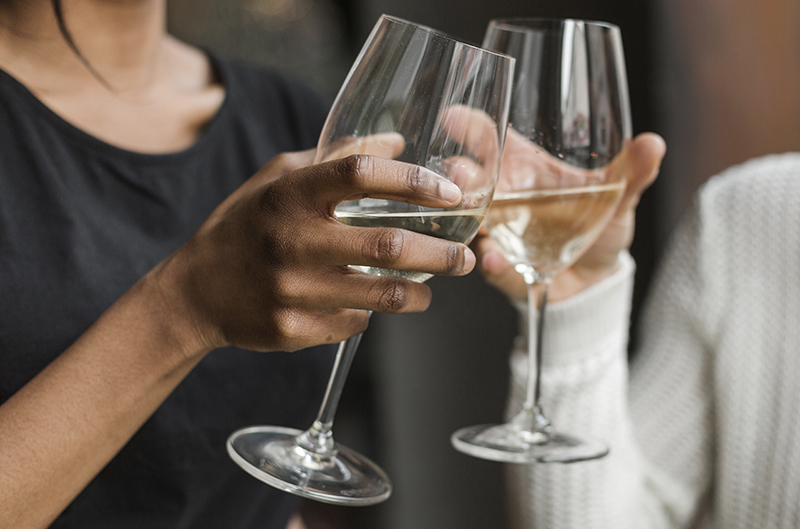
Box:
471 232 527 299
273 308 371 351
439 105 503 166
441 156 481 189
274 266 435 314
317 132 406 162
617 133 666 212
326 270 434 314
313 222 476 277
302 155 464 209
499 127 595 190
439 156 492 208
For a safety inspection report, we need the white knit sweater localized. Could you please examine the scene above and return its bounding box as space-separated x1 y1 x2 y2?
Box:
506 153 800 529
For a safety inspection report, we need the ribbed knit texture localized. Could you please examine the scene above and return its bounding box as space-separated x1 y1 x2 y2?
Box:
506 153 800 529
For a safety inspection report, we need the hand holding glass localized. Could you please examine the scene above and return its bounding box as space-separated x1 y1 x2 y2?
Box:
451 18 632 463
227 15 513 504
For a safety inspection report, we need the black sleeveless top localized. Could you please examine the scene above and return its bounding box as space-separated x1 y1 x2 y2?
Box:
0 57 336 528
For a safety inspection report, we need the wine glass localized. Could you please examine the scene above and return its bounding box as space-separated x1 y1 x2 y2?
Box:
227 15 514 505
451 18 632 463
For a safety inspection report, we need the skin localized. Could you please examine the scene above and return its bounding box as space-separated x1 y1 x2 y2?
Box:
473 130 666 302
0 1 475 527
435 106 667 301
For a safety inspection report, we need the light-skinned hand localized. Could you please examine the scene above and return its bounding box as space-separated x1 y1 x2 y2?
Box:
473 131 666 302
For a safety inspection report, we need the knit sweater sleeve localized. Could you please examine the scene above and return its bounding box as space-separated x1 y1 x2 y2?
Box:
507 207 716 529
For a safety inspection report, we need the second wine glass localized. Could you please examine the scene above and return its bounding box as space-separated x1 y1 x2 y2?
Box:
227 15 514 505
451 18 632 463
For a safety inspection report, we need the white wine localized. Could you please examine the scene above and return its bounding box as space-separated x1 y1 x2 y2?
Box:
486 182 624 276
336 208 486 282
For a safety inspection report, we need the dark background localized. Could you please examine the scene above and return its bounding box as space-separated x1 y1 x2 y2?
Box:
167 0 800 527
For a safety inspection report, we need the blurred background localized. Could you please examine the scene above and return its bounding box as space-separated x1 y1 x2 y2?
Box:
167 0 800 527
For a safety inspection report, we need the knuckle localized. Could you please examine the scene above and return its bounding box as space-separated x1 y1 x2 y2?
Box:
369 229 405 265
372 278 409 312
337 154 373 186
444 244 462 273
405 164 425 194
274 309 306 347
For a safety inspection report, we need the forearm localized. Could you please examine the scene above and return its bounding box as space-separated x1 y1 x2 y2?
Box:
506 255 650 528
506 252 713 529
0 264 211 528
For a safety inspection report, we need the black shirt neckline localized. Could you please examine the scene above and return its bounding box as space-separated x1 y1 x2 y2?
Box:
0 53 232 166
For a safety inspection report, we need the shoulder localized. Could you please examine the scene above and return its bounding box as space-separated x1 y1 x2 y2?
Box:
657 152 800 330
214 57 331 150
678 153 800 320
698 152 800 215
687 152 800 247
684 152 800 253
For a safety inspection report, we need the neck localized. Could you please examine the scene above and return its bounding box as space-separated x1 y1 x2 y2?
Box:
0 0 168 93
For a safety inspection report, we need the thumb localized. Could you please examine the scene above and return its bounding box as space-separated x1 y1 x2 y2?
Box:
618 132 666 212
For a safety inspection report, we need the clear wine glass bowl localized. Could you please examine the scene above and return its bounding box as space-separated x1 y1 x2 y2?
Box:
451 18 632 463
228 14 514 505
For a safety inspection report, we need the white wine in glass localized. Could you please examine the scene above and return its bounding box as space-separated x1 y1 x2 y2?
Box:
336 208 488 282
488 182 625 275
452 18 632 463
227 15 514 504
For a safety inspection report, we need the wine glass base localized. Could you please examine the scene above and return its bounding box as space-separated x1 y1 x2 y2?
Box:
451 423 609 463
227 426 392 506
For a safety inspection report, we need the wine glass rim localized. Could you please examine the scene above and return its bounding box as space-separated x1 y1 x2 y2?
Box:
378 14 515 61
488 17 620 33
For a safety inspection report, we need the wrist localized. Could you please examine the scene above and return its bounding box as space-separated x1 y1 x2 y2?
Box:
137 251 223 365
547 255 624 303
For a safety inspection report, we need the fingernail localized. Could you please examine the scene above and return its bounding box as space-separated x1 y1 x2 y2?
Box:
439 180 462 203
463 247 476 272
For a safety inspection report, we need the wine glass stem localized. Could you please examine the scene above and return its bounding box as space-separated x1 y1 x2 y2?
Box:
524 275 552 425
311 312 372 436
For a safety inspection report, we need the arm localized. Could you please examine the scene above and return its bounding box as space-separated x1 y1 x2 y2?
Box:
506 225 715 528
475 133 716 527
0 150 475 528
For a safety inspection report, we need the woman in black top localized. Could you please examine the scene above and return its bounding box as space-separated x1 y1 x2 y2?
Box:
0 1 476 527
